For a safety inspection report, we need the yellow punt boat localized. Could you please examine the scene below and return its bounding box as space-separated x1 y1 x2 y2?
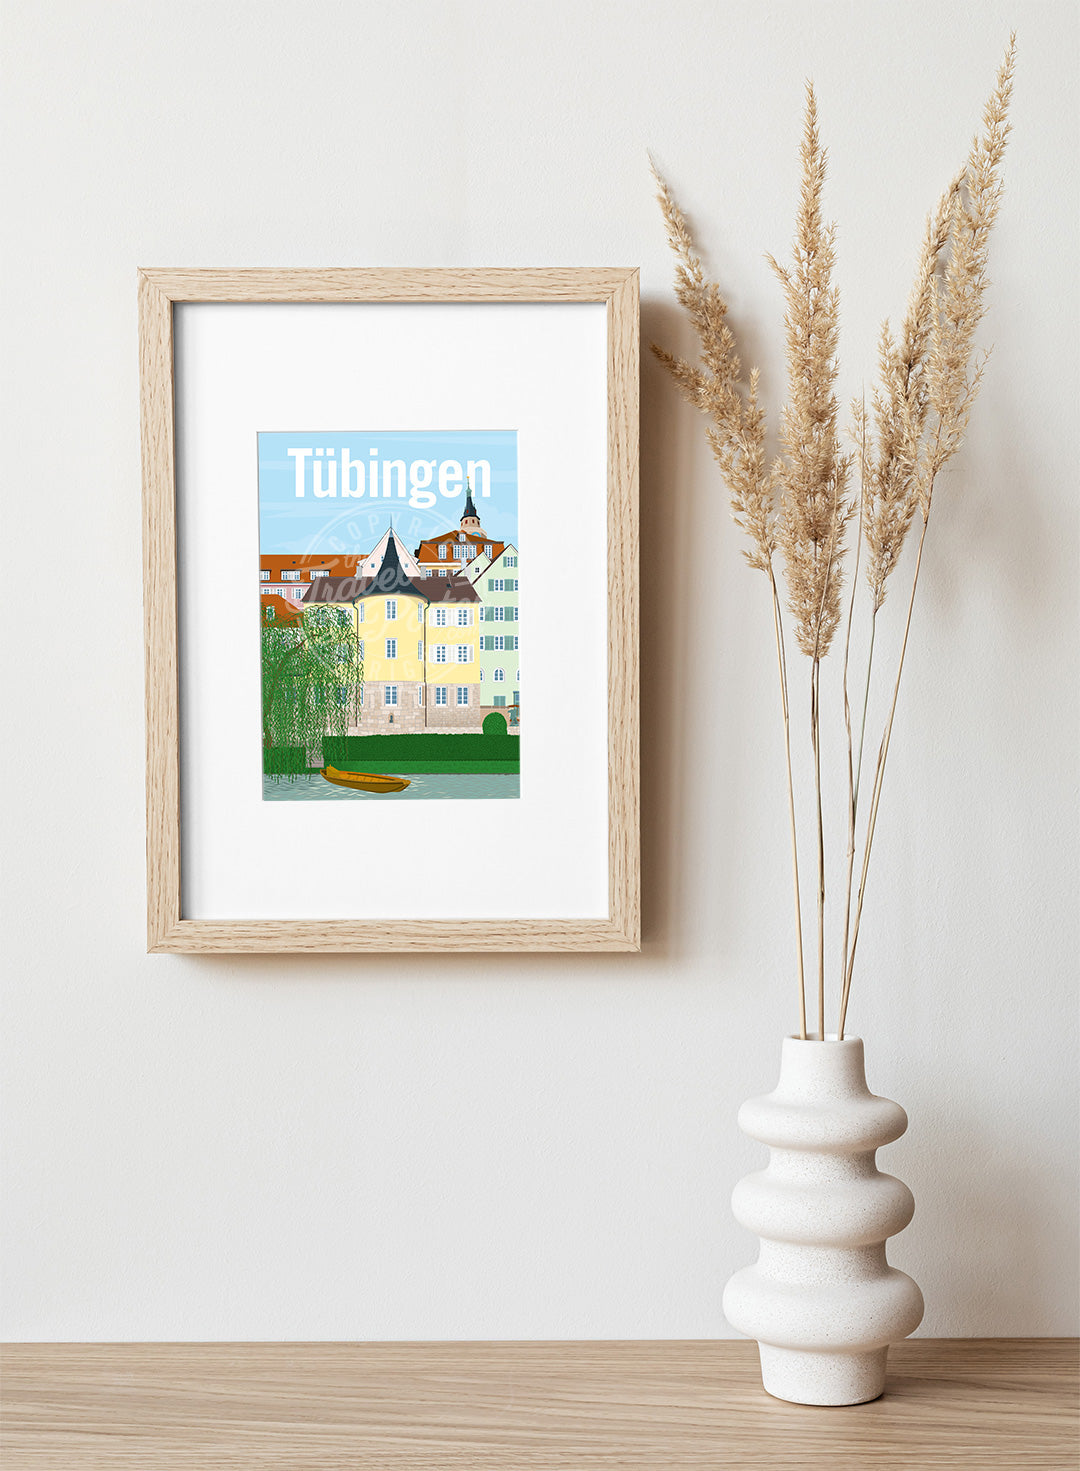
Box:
319 765 411 794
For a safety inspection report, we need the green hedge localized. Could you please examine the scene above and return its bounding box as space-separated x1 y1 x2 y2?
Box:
323 731 520 765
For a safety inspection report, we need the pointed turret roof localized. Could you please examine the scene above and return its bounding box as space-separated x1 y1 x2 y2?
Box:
462 484 479 522
360 529 429 600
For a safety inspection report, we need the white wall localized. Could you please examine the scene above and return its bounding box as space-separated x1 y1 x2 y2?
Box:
2 0 1076 1340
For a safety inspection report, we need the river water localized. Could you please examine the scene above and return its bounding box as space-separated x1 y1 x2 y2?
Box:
263 773 520 802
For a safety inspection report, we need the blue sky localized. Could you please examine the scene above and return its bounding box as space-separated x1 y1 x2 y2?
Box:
258 429 517 557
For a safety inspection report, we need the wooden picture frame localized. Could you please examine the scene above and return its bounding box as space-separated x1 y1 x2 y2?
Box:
140 267 639 953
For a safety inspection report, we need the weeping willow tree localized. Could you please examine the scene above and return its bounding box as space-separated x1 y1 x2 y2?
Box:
261 605 363 777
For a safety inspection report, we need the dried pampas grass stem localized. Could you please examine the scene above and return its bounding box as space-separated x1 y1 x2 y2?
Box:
651 160 808 1038
652 38 1015 1041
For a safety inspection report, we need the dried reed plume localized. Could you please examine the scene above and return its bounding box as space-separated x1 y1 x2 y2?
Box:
652 39 1015 1042
862 178 960 613
650 160 808 1038
839 37 1016 1036
650 165 778 576
767 85 852 1037
839 178 960 1004
768 85 852 663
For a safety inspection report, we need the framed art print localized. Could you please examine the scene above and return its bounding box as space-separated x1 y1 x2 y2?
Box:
140 268 639 952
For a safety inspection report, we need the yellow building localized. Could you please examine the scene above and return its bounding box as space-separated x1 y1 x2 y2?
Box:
300 531 481 733
423 573 481 730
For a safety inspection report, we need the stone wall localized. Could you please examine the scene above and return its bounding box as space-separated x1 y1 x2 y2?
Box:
346 682 484 734
426 685 483 731
351 681 425 733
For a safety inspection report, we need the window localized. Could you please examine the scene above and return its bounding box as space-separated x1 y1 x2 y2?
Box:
493 606 504 622
488 577 504 592
483 544 492 557
435 685 447 706
510 607 518 621
508 579 518 591
479 668 484 681
434 608 448 626
418 604 425 623
456 687 469 705
516 671 520 683
385 638 397 659
264 607 275 621
358 640 364 659
456 607 470 626
281 569 300 581
358 603 365 622
438 543 448 559
493 694 506 707
385 599 397 621
358 686 364 706
458 532 466 542
417 686 424 705
455 543 469 559
260 569 270 581
385 685 398 706
505 555 517 567
434 645 447 663
417 641 423 662
493 635 504 651
309 569 329 579
494 668 505 682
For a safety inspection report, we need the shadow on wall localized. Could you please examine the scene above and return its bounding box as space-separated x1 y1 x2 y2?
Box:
639 294 697 963
639 290 781 966
887 1107 1076 1335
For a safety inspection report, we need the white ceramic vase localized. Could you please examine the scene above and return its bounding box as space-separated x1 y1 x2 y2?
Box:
722 1035 923 1405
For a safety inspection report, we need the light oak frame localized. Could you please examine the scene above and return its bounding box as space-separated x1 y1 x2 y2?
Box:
139 268 639 953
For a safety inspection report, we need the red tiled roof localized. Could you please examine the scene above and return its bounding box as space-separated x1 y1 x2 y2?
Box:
260 553 361 579
260 594 303 626
414 531 504 563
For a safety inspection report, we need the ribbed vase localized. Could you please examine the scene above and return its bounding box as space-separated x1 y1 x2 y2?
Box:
722 1036 923 1405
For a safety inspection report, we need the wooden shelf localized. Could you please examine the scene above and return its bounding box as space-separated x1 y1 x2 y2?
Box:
2 1339 1076 1468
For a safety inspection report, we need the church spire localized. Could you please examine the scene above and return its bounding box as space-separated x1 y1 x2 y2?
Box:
460 478 483 535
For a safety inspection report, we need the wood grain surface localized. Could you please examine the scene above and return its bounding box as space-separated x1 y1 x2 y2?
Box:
139 266 640 954
2 1339 1075 1469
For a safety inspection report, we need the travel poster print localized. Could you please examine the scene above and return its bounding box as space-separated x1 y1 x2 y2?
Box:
258 430 520 801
